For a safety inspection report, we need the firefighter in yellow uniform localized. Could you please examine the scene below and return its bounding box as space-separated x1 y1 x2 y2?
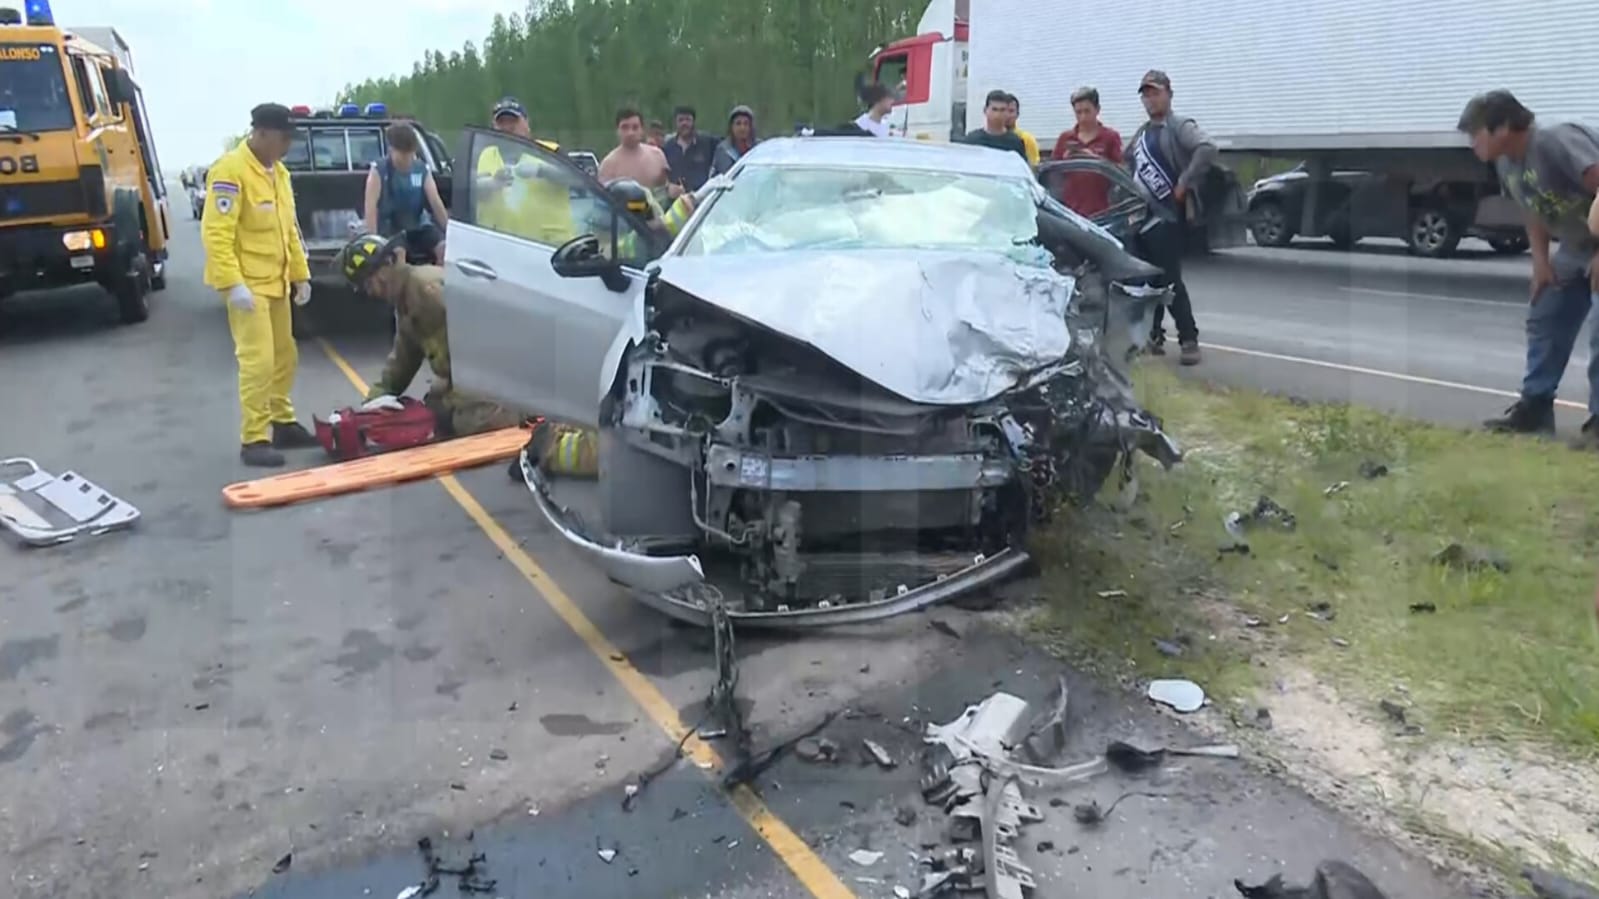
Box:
202 103 319 468
475 97 575 245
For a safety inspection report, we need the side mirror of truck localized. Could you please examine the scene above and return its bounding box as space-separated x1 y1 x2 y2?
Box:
105 69 137 108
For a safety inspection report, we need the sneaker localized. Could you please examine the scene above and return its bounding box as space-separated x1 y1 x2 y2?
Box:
271 421 320 449
1483 397 1555 435
1568 416 1599 451
1179 341 1202 366
241 442 286 468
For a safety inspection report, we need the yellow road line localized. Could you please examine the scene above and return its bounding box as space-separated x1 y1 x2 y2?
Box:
316 338 855 899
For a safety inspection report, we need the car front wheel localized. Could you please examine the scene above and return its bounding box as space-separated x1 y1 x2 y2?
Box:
1407 206 1461 258
1249 200 1295 247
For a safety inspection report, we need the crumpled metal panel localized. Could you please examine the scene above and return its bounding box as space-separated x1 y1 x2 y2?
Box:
655 249 1074 406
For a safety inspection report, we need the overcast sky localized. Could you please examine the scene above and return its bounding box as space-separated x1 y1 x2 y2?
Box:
59 0 508 169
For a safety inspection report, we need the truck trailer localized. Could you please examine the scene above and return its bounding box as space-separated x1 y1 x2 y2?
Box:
869 0 1599 257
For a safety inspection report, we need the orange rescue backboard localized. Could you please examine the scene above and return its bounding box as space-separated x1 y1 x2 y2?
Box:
222 427 528 509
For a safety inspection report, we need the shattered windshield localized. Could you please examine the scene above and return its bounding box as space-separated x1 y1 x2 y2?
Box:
678 165 1040 257
0 43 75 133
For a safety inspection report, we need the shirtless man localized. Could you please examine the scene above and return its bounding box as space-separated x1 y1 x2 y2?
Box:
598 107 675 196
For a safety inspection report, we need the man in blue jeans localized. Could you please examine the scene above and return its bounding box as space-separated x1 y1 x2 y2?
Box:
1458 91 1599 448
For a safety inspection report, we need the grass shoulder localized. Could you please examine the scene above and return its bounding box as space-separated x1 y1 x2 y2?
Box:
1023 364 1599 878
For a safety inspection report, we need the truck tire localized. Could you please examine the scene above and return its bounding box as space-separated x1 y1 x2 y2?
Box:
1407 206 1461 258
113 250 153 325
1249 200 1295 247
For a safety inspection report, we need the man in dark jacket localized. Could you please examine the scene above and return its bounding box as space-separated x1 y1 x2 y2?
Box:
1127 69 1217 365
712 105 759 175
663 105 719 191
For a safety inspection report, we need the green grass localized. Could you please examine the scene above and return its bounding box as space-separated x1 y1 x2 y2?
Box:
1031 365 1599 751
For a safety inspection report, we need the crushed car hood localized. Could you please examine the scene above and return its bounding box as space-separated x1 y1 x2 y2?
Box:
654 250 1074 406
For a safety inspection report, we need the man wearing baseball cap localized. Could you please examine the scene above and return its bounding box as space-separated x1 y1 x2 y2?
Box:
1127 69 1217 365
202 102 317 467
475 97 571 244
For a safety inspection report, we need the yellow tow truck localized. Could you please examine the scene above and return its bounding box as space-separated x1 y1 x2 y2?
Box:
0 4 171 324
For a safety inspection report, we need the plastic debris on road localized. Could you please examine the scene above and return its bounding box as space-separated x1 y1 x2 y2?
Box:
1147 678 1206 713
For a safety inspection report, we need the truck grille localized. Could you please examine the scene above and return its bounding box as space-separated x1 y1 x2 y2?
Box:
0 168 103 222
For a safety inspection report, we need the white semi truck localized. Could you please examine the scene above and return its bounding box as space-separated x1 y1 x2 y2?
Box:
867 0 1599 257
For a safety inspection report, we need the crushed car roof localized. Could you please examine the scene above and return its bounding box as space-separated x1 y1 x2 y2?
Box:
739 136 1037 180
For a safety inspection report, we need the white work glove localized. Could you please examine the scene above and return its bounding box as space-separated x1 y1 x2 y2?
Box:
360 395 406 413
514 158 551 180
226 284 254 312
292 281 312 307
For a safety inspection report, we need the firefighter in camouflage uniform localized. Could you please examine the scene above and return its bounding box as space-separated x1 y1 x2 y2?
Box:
337 233 521 437
335 233 599 479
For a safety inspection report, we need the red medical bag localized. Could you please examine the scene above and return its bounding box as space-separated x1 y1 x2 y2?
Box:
314 399 439 461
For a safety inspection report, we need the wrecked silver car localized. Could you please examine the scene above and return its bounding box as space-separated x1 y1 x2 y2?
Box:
445 132 1180 628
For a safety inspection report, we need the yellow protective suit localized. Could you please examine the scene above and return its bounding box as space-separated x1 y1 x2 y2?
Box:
474 139 575 246
202 141 311 445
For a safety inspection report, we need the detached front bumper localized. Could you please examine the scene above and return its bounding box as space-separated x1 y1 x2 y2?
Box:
516 451 1030 630
0 223 121 295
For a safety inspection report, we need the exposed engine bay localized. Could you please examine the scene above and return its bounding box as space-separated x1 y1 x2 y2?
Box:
519 210 1183 629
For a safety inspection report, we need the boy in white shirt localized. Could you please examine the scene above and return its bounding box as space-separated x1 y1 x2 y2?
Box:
854 83 895 137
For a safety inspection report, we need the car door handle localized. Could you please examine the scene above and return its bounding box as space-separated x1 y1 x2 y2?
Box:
454 259 497 280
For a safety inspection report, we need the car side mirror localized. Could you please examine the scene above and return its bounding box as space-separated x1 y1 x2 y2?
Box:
551 234 630 293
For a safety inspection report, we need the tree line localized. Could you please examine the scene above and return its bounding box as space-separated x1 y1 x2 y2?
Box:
335 0 929 153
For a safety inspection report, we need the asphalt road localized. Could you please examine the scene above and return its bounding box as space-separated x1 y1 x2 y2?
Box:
0 225 1523 899
1182 241 1592 433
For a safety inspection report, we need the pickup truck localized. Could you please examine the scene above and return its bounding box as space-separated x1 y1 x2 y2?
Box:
281 105 454 286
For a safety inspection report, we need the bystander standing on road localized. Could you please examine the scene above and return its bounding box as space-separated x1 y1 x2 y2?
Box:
963 90 1029 163
1004 93 1041 167
1051 86 1123 216
599 107 673 194
1128 69 1215 365
854 83 896 137
663 105 719 192
646 120 666 148
1458 90 1599 448
711 105 760 176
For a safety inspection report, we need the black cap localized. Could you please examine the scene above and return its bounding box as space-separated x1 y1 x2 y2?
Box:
492 97 527 122
251 103 294 132
1138 70 1172 93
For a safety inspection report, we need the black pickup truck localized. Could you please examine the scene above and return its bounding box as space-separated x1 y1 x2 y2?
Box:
282 106 455 286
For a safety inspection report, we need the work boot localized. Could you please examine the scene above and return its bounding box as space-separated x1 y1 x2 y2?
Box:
1483 397 1556 435
271 421 320 449
1568 416 1599 451
1179 341 1202 366
240 442 286 468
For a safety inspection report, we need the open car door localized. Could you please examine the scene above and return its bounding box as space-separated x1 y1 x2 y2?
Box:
1039 157 1248 252
444 127 659 427
1036 158 1158 245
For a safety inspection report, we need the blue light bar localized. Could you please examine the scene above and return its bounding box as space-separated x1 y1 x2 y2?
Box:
25 0 53 25
364 102 387 117
337 104 360 118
